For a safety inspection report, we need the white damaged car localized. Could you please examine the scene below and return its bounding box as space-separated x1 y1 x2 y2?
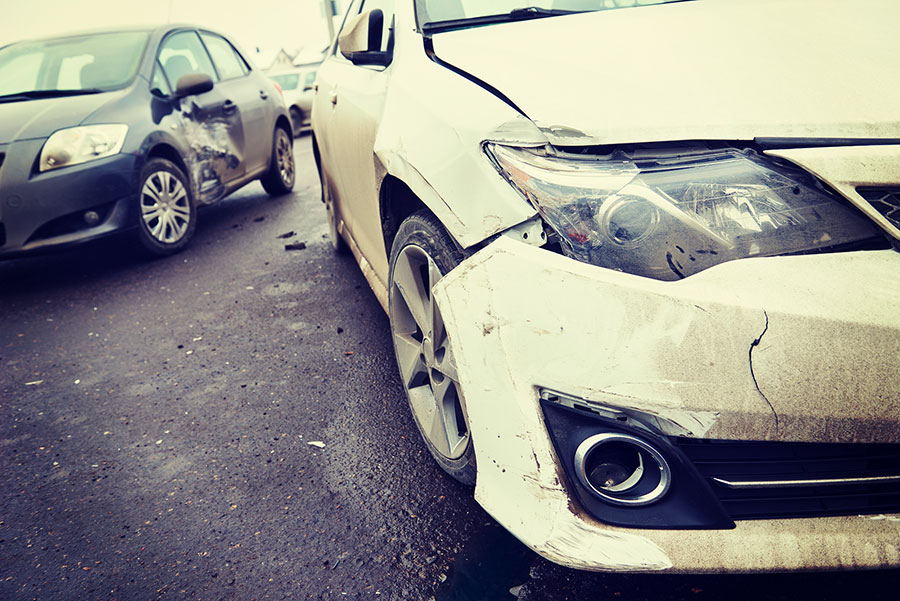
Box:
311 0 900 573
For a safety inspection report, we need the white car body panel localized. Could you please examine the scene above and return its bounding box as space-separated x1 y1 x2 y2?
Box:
312 0 900 573
431 0 900 146
434 237 900 571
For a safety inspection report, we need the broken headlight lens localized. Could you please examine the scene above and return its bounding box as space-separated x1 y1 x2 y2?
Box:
487 145 880 280
39 124 128 172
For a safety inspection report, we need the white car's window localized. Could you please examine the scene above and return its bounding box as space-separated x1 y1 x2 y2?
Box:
201 32 249 81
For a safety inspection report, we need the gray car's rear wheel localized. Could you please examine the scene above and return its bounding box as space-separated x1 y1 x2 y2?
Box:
261 127 295 196
134 158 196 257
389 210 475 485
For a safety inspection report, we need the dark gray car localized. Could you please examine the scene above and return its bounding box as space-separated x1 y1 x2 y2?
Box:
0 25 295 258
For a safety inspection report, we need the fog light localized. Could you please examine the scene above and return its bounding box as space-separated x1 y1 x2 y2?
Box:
574 433 671 506
83 211 100 226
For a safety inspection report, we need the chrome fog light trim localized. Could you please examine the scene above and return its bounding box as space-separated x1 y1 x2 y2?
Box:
574 432 672 506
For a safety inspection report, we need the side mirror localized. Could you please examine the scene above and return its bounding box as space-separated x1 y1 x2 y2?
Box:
175 72 214 97
339 9 390 66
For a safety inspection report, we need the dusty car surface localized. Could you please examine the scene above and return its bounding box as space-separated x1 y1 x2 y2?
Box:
269 64 319 137
0 25 294 259
311 0 900 573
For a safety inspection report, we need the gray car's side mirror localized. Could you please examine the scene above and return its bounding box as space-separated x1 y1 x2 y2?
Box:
339 9 390 66
175 72 214 97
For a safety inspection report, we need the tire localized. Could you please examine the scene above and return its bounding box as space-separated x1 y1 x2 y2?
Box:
260 126 295 196
388 210 476 485
319 161 348 253
289 106 304 138
134 158 196 257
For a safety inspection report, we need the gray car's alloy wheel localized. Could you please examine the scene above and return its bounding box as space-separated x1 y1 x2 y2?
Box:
135 158 196 257
261 127 295 196
389 210 476 485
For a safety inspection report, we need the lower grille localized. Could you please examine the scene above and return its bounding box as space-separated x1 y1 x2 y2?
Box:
674 438 900 520
858 187 900 229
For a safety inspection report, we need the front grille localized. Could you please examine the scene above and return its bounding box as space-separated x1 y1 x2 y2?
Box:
674 438 900 520
858 187 900 229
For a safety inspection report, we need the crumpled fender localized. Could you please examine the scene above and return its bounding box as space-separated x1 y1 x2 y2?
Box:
372 39 544 249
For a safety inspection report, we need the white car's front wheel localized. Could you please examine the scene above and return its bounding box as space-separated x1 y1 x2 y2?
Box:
388 210 476 485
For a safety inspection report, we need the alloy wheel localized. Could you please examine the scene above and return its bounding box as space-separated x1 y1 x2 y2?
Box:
140 170 191 244
390 245 469 460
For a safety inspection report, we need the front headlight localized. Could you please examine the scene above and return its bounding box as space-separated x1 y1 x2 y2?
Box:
39 124 128 172
487 144 880 280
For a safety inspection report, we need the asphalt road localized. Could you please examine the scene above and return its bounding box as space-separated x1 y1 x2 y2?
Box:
2 137 897 600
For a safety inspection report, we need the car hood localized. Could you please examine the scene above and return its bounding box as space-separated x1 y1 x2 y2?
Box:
0 90 126 143
430 0 900 146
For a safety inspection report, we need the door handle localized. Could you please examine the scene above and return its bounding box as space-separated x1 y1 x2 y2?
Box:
223 100 237 114
259 90 268 100
330 90 338 106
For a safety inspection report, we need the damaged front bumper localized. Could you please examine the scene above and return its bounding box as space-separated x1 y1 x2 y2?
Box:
433 236 900 573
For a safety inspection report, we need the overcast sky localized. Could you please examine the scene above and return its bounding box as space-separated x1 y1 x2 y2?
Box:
1 0 343 67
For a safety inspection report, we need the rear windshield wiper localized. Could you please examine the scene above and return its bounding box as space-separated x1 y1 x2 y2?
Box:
422 6 581 34
0 88 104 103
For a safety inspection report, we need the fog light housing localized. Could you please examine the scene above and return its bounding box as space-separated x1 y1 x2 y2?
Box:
83 211 101 226
575 433 671 506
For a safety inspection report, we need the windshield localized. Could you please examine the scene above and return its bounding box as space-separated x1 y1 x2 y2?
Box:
417 0 691 30
0 31 149 97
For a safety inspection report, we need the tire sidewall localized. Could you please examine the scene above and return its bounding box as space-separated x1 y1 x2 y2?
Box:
261 127 295 196
135 158 196 257
388 210 476 485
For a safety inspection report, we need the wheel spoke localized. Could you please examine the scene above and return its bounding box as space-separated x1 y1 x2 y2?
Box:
142 205 162 220
424 387 452 457
435 346 458 383
394 333 426 388
150 213 164 237
392 250 430 334
142 181 162 204
437 380 467 456
170 203 191 220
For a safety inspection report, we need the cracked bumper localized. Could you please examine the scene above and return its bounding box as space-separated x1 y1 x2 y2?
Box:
433 237 900 572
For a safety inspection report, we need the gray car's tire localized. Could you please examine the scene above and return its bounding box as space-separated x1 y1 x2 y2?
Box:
289 107 304 138
261 127 295 196
134 158 196 257
388 210 476 485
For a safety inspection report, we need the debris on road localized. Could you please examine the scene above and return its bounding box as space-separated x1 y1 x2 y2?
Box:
25 380 43 386
277 231 295 239
284 241 307 251
307 441 325 448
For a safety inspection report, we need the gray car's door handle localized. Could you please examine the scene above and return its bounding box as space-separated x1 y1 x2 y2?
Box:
259 90 268 100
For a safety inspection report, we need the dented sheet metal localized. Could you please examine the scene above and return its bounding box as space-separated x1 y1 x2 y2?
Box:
177 97 243 205
432 237 900 571
371 25 542 249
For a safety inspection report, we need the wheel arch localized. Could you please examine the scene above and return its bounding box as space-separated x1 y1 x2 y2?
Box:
275 114 293 140
379 174 431 258
146 143 190 183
